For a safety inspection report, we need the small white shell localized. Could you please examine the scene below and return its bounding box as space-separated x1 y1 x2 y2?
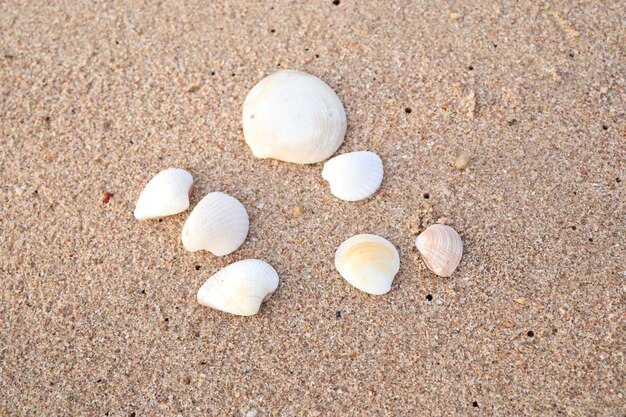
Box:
197 259 279 316
134 168 193 220
415 224 463 277
322 151 383 201
182 192 249 256
242 69 347 164
335 234 400 295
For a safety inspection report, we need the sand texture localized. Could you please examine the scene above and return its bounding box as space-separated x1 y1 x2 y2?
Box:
1 1 625 416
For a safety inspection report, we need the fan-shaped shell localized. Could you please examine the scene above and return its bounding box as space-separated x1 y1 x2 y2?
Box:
415 224 463 277
197 259 279 316
134 168 193 220
181 192 249 256
334 234 400 295
322 151 383 201
242 69 347 164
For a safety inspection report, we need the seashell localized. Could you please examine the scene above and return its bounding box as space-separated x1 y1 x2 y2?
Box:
182 192 249 256
322 151 383 201
242 69 347 164
415 224 463 277
334 234 400 295
197 259 279 316
134 168 193 220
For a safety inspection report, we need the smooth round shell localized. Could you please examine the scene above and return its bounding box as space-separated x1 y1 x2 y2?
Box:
242 69 347 164
134 168 193 220
322 151 383 201
181 192 249 256
415 224 463 277
197 259 279 316
335 234 400 295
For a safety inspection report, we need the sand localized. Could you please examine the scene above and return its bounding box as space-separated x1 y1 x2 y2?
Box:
1 1 624 415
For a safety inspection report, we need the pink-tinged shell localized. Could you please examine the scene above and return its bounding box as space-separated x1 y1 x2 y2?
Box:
415 224 463 277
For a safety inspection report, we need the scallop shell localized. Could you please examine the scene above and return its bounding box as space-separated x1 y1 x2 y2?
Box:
415 224 463 277
197 259 279 316
242 69 347 164
322 151 383 201
181 192 249 256
334 234 400 295
134 168 193 220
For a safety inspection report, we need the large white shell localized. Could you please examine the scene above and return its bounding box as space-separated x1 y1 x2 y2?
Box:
134 168 193 220
181 192 249 256
334 234 400 295
322 151 383 201
415 224 463 277
242 69 347 164
197 259 279 316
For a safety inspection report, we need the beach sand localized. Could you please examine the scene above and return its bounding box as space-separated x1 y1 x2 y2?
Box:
1 1 624 415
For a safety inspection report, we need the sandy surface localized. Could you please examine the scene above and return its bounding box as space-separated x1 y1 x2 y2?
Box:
1 1 625 415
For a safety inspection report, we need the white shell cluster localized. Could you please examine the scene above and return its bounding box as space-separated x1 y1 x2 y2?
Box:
132 67 467 319
322 151 383 201
242 70 347 164
134 172 277 316
415 224 463 277
335 234 400 295
182 192 249 256
197 259 279 316
134 168 194 220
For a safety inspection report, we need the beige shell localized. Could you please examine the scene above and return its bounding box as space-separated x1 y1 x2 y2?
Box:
181 192 249 256
242 69 347 164
415 224 463 277
334 234 400 295
197 259 279 316
134 168 193 220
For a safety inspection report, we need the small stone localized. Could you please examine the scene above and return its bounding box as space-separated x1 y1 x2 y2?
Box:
436 216 449 224
293 206 302 218
454 154 470 170
14 185 26 196
461 91 476 119
245 409 258 417
600 86 608 94
548 67 561 82
186 84 201 93
256 202 265 209
449 12 462 21
515 297 526 305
